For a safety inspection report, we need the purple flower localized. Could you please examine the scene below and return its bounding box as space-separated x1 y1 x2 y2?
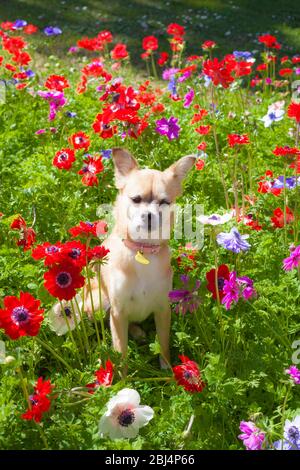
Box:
168 275 201 315
167 77 177 97
273 176 298 190
217 227 251 253
101 149 112 159
35 129 46 135
38 90 67 121
12 19 27 30
238 421 265 450
222 272 256 310
44 26 62 36
162 68 179 80
178 70 192 82
274 416 300 450
286 365 300 385
25 69 35 78
283 245 300 271
183 88 195 108
68 46 79 54
233 51 253 61
65 111 77 118
222 272 239 310
155 116 181 141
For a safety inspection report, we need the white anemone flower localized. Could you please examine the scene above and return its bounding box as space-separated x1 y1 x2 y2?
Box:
261 101 285 127
198 211 233 226
99 388 154 440
48 294 82 336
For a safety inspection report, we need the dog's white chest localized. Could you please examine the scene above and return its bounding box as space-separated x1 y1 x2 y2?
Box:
109 253 172 323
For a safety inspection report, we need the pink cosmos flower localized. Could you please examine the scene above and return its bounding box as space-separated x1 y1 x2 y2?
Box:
283 245 300 271
239 421 265 450
38 90 67 120
222 271 256 310
286 365 300 385
183 88 195 108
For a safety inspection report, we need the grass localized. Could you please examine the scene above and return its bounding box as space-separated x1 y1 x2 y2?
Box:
1 0 300 63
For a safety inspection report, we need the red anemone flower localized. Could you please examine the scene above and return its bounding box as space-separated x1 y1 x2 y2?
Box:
44 74 70 91
142 36 158 51
166 23 185 37
195 125 211 135
10 215 36 251
0 292 44 340
69 220 107 238
88 245 110 261
271 207 294 228
202 58 235 88
202 40 216 50
78 155 104 186
228 133 250 147
31 242 64 266
58 241 87 268
258 34 281 49
44 262 85 300
69 131 90 150
172 355 205 393
22 377 54 423
86 360 114 392
287 102 300 122
110 43 128 60
53 148 76 170
157 51 169 66
206 264 230 300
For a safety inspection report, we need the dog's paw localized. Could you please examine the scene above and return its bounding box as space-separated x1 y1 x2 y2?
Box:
128 323 146 343
159 355 170 370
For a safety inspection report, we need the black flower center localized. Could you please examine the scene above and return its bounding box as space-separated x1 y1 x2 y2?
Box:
64 307 72 317
56 272 72 288
46 245 59 254
12 306 29 324
118 408 135 427
69 248 81 259
218 277 225 290
288 426 299 441
58 152 68 162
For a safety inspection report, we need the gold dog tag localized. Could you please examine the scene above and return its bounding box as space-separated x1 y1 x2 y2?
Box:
135 250 150 265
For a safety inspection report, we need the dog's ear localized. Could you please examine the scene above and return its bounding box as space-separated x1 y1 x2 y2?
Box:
164 155 196 182
112 148 139 189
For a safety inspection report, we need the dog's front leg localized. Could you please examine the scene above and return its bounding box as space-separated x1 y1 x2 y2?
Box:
110 309 128 358
154 307 171 368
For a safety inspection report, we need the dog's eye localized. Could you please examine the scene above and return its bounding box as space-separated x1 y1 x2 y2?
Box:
159 199 170 206
131 196 142 204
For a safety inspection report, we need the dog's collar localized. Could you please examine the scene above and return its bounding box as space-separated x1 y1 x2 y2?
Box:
122 238 161 255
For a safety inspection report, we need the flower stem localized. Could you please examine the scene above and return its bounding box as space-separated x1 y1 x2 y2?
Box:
85 239 102 351
70 299 86 361
97 264 106 344
35 336 72 372
59 300 81 366
74 294 90 356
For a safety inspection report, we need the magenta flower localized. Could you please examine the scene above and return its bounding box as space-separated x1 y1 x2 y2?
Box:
38 90 67 121
162 68 179 80
183 88 195 108
283 245 300 271
286 365 300 385
222 271 256 310
168 275 201 315
239 421 265 450
155 117 181 140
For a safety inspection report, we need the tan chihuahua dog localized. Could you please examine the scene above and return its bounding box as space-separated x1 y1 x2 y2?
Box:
85 148 196 366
